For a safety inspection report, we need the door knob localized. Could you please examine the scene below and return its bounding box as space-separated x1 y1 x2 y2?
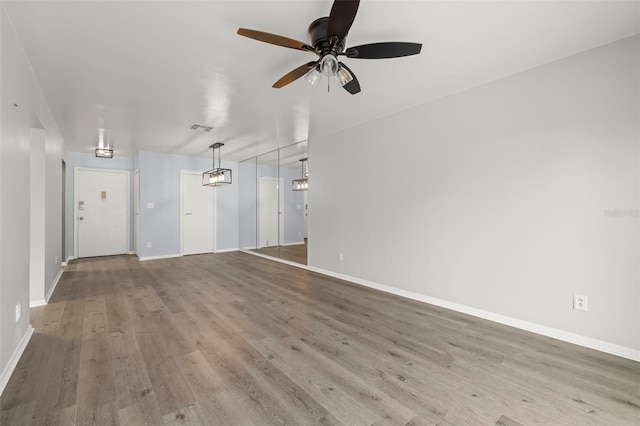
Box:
185 212 193 215
79 217 84 220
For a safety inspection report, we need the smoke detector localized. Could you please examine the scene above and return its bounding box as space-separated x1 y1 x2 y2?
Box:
189 123 214 132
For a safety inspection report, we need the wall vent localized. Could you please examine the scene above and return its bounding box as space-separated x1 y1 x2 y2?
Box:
189 123 214 132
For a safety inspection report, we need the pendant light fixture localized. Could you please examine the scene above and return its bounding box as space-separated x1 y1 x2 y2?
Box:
292 158 308 191
202 143 232 186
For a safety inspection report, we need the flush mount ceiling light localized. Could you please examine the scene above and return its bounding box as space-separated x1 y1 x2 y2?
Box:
95 128 113 158
292 158 308 191
95 147 114 158
203 143 232 187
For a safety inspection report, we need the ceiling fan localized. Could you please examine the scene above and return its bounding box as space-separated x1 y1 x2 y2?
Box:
237 0 422 95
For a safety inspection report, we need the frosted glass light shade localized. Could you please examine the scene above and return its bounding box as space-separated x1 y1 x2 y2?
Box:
337 65 353 86
304 68 322 87
320 54 338 77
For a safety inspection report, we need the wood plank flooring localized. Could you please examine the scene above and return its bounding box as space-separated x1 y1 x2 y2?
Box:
1 252 639 425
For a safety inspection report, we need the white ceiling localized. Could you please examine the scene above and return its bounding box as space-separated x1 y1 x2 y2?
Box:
4 1 639 161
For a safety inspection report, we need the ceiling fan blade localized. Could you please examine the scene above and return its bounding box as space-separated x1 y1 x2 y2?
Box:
338 62 361 95
237 28 315 53
344 42 422 59
327 0 360 44
273 61 319 88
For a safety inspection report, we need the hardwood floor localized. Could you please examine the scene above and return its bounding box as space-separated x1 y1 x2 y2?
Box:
1 252 638 425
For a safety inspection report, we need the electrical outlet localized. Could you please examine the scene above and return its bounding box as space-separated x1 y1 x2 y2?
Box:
298 231 302 237
339 253 344 261
146 242 152 248
574 294 588 311
55 255 58 265
15 303 21 322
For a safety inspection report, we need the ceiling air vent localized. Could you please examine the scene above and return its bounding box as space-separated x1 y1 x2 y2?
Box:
189 123 214 132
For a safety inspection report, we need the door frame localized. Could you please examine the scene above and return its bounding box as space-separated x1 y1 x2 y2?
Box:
133 169 140 256
258 177 284 248
180 170 217 256
74 167 130 258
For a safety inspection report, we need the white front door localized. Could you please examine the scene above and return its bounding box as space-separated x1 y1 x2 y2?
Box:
76 168 129 258
303 190 309 239
181 172 214 255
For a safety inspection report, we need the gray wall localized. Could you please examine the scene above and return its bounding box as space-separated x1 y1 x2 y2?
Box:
66 151 239 260
1 6 65 391
239 159 257 249
310 36 639 353
137 150 239 258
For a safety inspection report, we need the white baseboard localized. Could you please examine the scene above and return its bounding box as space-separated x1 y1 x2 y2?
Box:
306 266 640 362
238 250 639 362
46 268 63 302
29 267 64 308
0 325 34 396
215 248 239 253
138 253 180 261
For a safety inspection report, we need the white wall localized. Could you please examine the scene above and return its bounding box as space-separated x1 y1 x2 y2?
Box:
310 36 639 357
1 5 65 393
29 128 46 304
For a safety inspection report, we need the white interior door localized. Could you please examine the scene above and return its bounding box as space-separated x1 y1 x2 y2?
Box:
303 190 309 239
181 172 214 255
133 170 140 255
76 168 129 258
259 178 282 248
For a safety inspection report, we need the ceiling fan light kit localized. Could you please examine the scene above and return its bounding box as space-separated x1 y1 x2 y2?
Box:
237 0 421 95
203 142 232 187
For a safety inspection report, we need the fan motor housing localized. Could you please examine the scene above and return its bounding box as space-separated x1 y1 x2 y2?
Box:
308 17 346 56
